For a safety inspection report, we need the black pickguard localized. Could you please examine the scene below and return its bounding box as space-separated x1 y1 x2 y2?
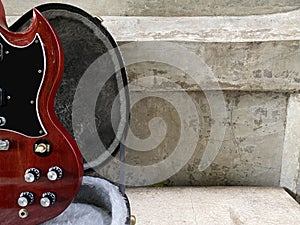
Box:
0 34 45 137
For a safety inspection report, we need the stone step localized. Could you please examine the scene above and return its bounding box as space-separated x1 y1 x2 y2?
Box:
2 0 300 16
103 12 300 92
8 10 299 42
127 187 300 225
102 13 300 42
6 11 300 92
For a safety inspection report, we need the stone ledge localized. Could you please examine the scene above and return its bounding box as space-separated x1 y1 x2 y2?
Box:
127 187 300 225
102 11 300 42
101 12 299 92
7 10 300 42
121 41 300 92
6 12 300 92
2 0 300 17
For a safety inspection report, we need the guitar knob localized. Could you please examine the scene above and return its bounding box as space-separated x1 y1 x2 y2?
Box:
18 192 34 207
47 166 63 181
40 192 56 207
24 168 41 183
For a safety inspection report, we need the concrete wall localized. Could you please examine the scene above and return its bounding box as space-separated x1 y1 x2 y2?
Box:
3 1 300 199
121 91 287 187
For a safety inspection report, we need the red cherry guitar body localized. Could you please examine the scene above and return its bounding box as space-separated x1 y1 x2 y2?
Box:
0 2 83 224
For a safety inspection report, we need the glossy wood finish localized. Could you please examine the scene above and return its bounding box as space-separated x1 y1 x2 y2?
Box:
0 1 83 224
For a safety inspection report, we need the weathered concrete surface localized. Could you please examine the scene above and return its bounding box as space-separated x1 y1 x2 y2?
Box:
2 0 300 16
7 10 300 42
127 187 300 225
121 41 300 92
102 11 300 42
97 91 287 187
281 94 300 201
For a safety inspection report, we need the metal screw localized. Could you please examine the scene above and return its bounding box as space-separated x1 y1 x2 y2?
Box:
5 50 9 55
130 215 136 225
30 100 35 104
38 69 42 74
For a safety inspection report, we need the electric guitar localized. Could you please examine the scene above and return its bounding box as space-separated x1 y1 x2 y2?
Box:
0 1 83 224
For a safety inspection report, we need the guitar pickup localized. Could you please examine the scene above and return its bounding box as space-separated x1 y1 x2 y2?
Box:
0 140 9 150
0 43 3 62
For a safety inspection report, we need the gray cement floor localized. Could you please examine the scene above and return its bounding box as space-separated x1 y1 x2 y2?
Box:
126 187 300 225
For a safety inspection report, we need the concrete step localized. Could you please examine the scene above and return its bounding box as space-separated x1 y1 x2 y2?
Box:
127 187 300 225
2 0 300 16
102 12 300 92
6 11 300 92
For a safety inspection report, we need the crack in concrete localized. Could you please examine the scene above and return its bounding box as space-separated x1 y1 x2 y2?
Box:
189 192 199 225
229 100 242 158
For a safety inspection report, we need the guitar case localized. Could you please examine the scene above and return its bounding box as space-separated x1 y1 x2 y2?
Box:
10 3 131 225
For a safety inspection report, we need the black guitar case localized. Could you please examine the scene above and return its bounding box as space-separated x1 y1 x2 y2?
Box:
10 3 131 225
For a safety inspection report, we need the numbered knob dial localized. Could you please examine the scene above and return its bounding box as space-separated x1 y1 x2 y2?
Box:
40 192 56 208
18 192 34 207
47 166 63 181
24 168 41 183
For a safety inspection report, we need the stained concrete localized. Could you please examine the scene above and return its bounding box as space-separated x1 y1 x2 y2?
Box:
102 11 300 42
121 41 300 92
97 91 287 187
2 0 300 16
127 187 300 225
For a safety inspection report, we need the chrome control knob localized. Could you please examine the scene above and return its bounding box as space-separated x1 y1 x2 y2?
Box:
18 192 34 207
40 192 56 207
24 168 41 183
47 166 63 181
